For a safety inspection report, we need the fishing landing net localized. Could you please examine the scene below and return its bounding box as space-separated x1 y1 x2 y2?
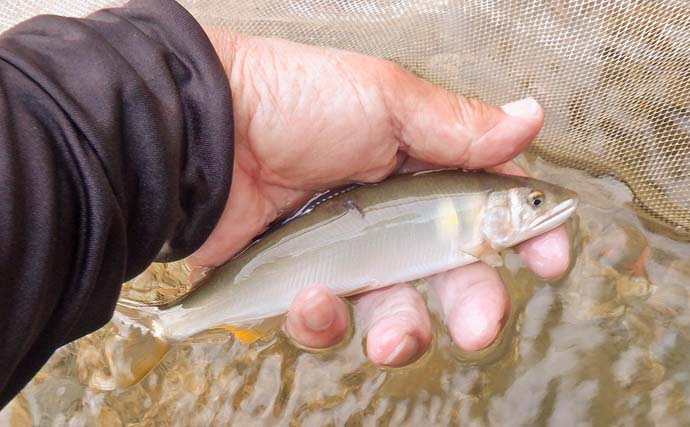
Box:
2 0 689 240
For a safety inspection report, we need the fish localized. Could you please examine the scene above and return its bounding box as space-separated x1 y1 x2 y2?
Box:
106 169 578 389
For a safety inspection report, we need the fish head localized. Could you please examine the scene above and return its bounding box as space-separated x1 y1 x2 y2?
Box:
481 176 578 250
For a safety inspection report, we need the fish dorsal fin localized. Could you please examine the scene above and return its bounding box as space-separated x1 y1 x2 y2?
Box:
211 325 263 344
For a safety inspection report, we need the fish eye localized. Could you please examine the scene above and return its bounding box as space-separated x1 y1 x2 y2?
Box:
528 190 545 208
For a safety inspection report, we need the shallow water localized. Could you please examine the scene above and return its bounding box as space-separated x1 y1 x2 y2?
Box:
2 158 689 427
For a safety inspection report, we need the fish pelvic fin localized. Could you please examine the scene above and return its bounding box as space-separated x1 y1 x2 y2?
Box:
211 325 263 344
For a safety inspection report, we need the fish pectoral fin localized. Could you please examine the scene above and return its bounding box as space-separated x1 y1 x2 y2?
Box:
470 241 503 268
211 325 263 344
479 252 503 268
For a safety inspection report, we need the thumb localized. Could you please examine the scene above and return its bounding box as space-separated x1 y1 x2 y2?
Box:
383 68 544 169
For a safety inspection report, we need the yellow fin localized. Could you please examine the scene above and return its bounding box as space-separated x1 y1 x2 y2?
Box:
211 325 263 344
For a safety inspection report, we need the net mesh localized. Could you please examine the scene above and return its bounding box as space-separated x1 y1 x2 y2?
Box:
2 0 688 238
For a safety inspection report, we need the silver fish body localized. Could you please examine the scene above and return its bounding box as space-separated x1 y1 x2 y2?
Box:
147 170 578 341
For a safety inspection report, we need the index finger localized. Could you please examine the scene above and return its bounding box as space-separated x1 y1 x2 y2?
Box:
489 161 572 279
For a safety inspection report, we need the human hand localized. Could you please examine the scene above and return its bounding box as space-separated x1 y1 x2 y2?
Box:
190 28 570 365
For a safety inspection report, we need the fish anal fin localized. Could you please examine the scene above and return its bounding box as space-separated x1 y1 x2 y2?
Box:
212 325 263 344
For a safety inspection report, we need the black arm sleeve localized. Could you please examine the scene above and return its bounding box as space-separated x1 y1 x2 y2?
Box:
0 0 233 406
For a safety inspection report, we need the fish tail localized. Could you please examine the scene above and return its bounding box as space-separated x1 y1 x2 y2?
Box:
90 303 171 391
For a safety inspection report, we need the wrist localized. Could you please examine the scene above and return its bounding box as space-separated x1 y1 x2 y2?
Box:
202 26 241 77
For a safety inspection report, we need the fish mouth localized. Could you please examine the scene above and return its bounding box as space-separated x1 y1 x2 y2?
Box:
529 198 579 236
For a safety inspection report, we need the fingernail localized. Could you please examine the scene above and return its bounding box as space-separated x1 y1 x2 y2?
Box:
303 293 335 332
383 334 419 365
501 97 540 118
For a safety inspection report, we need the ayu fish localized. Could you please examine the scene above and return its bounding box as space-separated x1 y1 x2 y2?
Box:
108 169 578 388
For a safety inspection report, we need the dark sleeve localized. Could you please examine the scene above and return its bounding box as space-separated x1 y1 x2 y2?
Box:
0 0 233 406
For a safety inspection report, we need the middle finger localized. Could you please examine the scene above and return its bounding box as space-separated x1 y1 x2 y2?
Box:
428 262 510 351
